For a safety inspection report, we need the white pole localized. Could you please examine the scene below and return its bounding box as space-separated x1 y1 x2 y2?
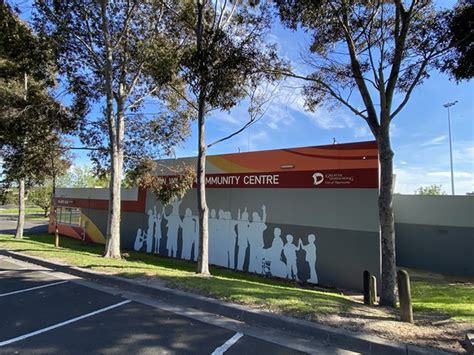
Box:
443 101 458 195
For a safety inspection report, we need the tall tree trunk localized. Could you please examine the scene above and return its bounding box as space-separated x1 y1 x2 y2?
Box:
104 93 125 259
377 122 397 307
195 0 210 275
15 179 25 239
101 0 122 259
196 93 210 275
104 148 122 258
15 73 28 240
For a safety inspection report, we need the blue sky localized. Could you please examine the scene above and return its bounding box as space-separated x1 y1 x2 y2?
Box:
12 0 474 195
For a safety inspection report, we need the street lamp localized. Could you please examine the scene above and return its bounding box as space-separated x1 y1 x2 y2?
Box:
443 100 458 195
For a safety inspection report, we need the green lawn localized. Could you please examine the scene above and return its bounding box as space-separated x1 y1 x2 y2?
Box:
0 206 44 215
1 233 472 323
0 233 352 319
0 206 48 221
411 280 474 323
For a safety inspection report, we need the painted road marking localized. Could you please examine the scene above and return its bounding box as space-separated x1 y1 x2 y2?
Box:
0 300 132 347
0 281 68 297
211 332 244 355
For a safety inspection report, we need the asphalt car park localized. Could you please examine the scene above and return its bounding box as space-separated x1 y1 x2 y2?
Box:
0 256 350 354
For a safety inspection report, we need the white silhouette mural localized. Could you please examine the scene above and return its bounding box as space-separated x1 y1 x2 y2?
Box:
283 234 299 281
263 228 286 278
145 209 155 253
163 199 183 257
182 208 197 260
248 205 267 273
154 206 163 254
300 234 318 283
133 199 319 284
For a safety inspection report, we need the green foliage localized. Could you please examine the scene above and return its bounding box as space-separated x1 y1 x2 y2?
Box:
0 3 75 185
29 184 52 216
274 0 451 124
414 184 447 195
181 1 282 113
126 159 196 205
57 166 109 188
441 1 474 81
34 0 192 173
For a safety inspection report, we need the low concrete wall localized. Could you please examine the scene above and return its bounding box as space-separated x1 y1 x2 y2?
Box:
394 195 474 276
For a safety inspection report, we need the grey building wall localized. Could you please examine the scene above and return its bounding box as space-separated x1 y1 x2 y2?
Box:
394 195 474 276
127 188 381 292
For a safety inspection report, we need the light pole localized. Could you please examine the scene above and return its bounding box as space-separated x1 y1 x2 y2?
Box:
443 100 458 195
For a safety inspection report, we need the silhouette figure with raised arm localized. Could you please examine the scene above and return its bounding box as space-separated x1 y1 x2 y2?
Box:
163 199 183 258
299 234 318 283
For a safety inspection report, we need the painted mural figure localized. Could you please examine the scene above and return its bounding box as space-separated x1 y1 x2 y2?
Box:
193 217 200 261
264 228 286 278
145 209 155 253
224 211 236 268
248 205 267 273
182 208 197 260
283 234 299 281
299 234 318 283
236 207 250 270
164 199 183 258
211 209 230 267
153 206 163 254
134 228 145 251
208 209 218 264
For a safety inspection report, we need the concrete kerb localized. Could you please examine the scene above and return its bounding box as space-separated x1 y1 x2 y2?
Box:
0 250 449 355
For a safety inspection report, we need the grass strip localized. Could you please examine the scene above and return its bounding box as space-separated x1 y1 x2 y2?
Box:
0 233 353 320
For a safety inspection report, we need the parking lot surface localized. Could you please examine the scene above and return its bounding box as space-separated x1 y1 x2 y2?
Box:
0 256 356 354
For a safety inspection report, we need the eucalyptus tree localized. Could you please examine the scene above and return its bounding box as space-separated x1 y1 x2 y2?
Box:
180 0 282 274
0 2 74 239
275 0 451 306
35 0 192 258
442 0 473 80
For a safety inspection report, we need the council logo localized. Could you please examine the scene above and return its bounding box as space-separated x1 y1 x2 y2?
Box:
312 172 324 186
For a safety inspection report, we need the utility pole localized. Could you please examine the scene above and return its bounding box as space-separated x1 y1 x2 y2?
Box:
443 101 458 195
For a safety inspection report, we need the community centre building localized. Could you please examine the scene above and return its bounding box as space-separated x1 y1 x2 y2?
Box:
50 141 382 291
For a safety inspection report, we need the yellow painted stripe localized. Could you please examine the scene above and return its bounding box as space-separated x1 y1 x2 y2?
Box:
81 213 106 244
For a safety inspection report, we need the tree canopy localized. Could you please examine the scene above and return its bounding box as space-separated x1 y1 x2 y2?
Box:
275 0 452 307
441 0 474 81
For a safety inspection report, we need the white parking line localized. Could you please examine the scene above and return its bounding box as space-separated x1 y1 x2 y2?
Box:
0 281 68 297
0 300 132 347
211 332 244 355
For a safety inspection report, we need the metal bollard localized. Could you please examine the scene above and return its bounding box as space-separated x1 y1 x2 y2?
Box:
397 269 413 323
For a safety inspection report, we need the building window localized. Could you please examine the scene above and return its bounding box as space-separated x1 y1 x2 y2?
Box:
57 207 81 226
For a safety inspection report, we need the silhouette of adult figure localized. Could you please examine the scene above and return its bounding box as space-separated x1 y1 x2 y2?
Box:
283 234 299 281
224 211 237 268
211 209 229 267
208 209 218 263
163 199 183 258
265 227 286 278
248 205 267 273
299 234 318 283
153 206 163 254
236 207 250 270
145 209 155 253
182 208 197 260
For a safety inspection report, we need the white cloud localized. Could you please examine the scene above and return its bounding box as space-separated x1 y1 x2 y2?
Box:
421 135 447 146
353 125 371 138
428 171 473 178
394 166 474 195
212 112 241 126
